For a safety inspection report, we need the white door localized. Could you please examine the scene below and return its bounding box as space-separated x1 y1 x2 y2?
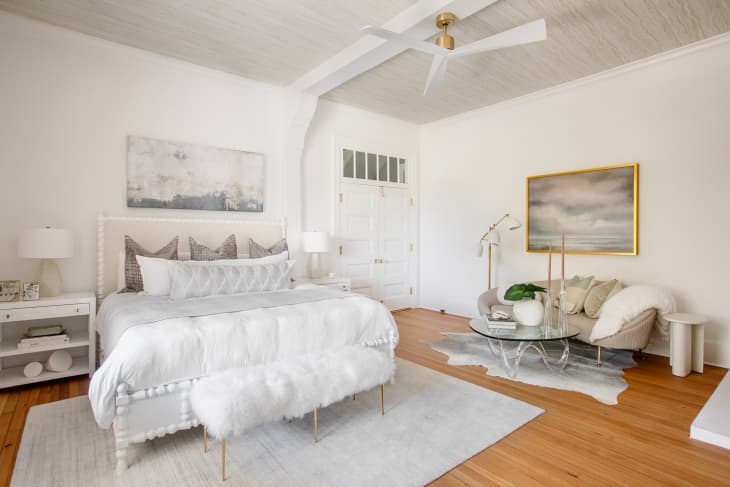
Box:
338 182 413 309
379 186 412 309
338 184 379 298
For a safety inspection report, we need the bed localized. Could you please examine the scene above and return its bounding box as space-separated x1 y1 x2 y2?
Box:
89 214 399 472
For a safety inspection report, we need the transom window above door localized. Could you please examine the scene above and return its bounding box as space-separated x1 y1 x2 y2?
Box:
342 148 407 184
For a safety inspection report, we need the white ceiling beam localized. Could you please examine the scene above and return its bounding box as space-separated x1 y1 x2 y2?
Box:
288 0 498 96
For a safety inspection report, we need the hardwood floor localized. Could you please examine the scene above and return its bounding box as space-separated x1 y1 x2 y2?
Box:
0 308 728 486
395 309 730 486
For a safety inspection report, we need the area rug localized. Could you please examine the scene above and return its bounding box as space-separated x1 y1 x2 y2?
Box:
425 333 636 405
11 359 542 487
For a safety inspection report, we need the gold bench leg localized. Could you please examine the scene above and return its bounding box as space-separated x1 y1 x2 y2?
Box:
381 384 384 416
221 437 226 481
313 407 318 443
597 346 602 368
203 426 208 453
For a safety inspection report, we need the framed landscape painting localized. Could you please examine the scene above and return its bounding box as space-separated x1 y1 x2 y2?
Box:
527 163 638 255
127 136 264 212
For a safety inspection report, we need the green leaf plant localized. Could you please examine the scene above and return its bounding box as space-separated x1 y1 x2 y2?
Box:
504 283 548 301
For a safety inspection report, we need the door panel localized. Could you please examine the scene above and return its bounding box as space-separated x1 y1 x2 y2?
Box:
339 184 378 298
338 182 413 309
379 187 412 310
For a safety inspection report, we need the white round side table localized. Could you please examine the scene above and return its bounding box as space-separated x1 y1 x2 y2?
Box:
666 312 708 377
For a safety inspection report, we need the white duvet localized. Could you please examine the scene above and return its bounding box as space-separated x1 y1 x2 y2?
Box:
89 287 399 428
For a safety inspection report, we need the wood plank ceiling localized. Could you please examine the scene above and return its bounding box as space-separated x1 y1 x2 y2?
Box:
2 0 729 123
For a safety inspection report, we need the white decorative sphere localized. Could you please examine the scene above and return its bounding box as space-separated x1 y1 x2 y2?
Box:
23 361 43 378
513 299 544 326
46 350 73 372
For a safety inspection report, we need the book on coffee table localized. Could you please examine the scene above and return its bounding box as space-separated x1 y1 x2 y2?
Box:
485 313 517 329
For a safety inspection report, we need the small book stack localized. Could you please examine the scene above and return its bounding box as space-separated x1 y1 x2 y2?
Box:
17 324 69 349
485 312 517 330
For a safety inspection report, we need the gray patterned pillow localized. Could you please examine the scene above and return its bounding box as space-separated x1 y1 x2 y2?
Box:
168 260 293 300
249 238 288 258
122 236 178 293
189 235 237 261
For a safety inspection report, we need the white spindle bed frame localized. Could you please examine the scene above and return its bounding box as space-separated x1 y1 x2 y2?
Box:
95 213 287 472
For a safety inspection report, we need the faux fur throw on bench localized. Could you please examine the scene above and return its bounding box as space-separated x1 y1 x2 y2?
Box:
590 285 676 343
190 345 395 439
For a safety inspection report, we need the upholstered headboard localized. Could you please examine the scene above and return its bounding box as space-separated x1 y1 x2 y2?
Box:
96 213 286 298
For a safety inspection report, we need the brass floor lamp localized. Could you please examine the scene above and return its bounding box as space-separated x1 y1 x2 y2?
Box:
477 213 522 289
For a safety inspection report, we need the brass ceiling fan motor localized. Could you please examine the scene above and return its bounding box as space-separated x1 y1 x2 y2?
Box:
435 12 456 50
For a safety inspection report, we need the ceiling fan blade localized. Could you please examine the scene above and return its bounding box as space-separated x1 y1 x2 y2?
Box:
451 19 546 58
361 26 449 57
423 55 449 96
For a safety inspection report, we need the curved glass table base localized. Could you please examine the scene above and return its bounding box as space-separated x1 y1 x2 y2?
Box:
494 338 570 379
471 317 579 379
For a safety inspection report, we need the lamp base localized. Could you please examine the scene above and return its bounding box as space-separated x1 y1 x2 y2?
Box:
307 253 322 280
39 259 63 297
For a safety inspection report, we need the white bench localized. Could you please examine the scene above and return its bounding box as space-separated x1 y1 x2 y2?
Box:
190 345 394 481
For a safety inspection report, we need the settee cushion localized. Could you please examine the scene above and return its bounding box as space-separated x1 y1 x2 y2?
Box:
554 275 594 314
584 279 623 318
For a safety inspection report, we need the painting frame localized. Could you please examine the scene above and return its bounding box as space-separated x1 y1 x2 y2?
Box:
526 163 638 256
127 135 265 213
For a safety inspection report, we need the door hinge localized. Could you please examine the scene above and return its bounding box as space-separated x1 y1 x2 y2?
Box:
379 185 384 198
409 243 414 252
409 287 414 296
339 192 343 203
339 244 343 256
410 197 414 207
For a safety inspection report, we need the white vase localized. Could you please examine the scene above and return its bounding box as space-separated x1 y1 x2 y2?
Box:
513 299 544 326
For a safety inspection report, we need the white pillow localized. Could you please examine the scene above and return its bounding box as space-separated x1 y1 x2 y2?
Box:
136 255 173 296
131 251 290 296
169 260 294 300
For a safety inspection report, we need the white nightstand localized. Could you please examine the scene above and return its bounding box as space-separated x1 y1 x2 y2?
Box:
0 292 96 388
298 276 351 292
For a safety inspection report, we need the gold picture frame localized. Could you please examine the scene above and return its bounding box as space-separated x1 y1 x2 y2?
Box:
526 163 638 255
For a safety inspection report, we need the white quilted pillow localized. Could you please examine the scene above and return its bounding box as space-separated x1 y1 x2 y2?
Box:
168 260 294 300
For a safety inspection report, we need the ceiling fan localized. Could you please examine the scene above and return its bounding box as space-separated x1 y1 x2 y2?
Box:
362 13 547 96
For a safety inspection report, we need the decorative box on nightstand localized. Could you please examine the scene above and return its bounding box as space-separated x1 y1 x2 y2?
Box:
0 292 96 388
299 276 351 292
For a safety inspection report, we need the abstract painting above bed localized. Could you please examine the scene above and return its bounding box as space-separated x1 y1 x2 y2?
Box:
127 136 265 212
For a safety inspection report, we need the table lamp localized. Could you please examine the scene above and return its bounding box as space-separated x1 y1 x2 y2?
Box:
301 231 329 279
18 227 73 297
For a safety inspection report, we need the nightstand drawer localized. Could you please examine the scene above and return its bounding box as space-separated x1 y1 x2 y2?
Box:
0 303 90 323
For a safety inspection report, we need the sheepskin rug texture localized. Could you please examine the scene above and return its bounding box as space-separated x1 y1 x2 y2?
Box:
190 345 395 439
12 359 542 487
426 333 636 405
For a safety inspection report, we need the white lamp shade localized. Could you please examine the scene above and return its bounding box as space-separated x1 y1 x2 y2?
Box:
301 232 329 253
18 227 73 259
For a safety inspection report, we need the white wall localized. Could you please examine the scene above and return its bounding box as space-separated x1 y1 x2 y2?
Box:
0 12 418 294
301 100 420 273
419 38 730 366
0 13 309 290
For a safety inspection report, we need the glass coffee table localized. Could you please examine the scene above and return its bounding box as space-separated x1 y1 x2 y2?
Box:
469 317 580 378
